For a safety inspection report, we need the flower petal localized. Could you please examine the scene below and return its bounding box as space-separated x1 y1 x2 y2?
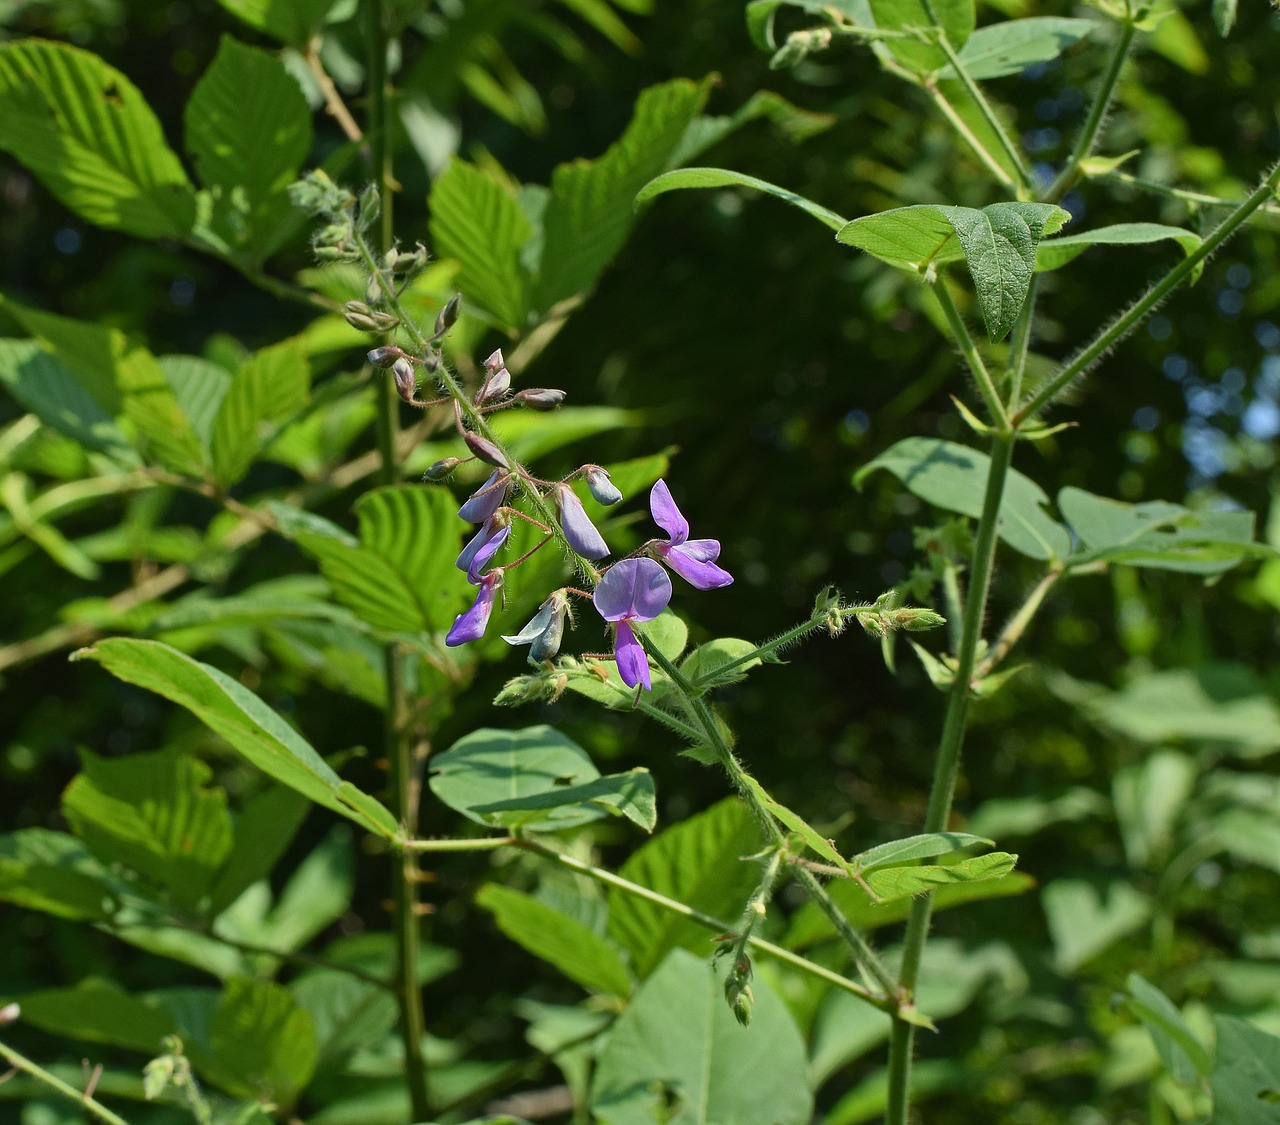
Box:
613 619 651 690
649 479 689 545
445 571 502 646
593 557 671 623
660 540 734 589
556 484 609 560
458 470 509 523
456 518 511 583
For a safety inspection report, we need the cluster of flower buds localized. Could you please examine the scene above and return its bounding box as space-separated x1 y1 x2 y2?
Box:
722 953 754 1027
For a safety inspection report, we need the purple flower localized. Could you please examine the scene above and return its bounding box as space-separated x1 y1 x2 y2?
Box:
446 569 503 647
584 465 622 506
648 480 733 590
592 558 672 690
458 470 510 523
503 590 569 663
456 516 511 583
555 484 609 560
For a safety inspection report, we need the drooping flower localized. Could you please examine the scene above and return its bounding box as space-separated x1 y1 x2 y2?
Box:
648 479 733 590
503 590 570 663
446 568 503 646
456 515 511 583
592 557 672 690
555 483 609 560
584 465 622 506
458 469 510 523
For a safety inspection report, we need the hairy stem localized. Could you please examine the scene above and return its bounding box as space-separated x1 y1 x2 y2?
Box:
932 278 1009 430
885 428 1016 1124
975 565 1061 678
924 83 1021 194
0 1039 132 1125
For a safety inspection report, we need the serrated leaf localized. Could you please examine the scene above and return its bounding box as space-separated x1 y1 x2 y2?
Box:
636 167 847 231
76 638 399 839
1125 972 1211 1082
1035 222 1200 272
184 36 313 260
864 851 1017 902
591 948 812 1125
429 159 533 329
159 355 233 448
477 884 633 996
0 40 197 239
852 832 993 873
62 748 234 913
856 437 1071 560
1212 1015 1280 1123
534 77 713 312
607 798 765 978
942 17 1094 80
868 0 975 73
212 0 334 48
211 341 311 484
0 829 119 921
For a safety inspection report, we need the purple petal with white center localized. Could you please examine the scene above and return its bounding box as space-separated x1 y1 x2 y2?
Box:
456 519 510 583
593 557 671 623
556 485 609 560
659 539 734 589
613 619 651 690
649 479 689 545
458 470 509 523
445 571 502 646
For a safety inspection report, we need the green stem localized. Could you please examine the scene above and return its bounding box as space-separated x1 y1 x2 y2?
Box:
884 429 1016 1125
924 83 1020 194
1003 275 1038 407
932 278 1009 430
0 1039 132 1125
932 32 1033 196
1045 20 1136 203
974 565 1061 678
1096 170 1280 219
1016 160 1280 424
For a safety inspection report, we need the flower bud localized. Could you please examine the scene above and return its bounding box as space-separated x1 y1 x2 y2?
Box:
0 1002 19 1025
464 431 509 468
476 361 511 405
368 310 400 331
365 276 382 305
514 388 567 411
424 457 461 480
502 590 570 663
484 349 505 375
435 294 461 336
344 301 380 331
555 484 609 559
367 346 406 369
391 357 417 401
584 465 622 506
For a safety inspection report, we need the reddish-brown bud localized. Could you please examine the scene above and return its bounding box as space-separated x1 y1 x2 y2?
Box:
464 431 509 467
367 346 407 368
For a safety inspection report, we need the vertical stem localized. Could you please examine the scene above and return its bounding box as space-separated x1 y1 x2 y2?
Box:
931 279 1009 430
365 1 429 1118
884 429 1016 1125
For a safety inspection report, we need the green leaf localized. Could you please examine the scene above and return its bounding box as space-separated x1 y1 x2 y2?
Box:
430 725 652 832
295 485 468 634
212 0 334 48
839 203 1069 340
1041 878 1150 973
943 17 1094 80
607 798 765 978
159 355 233 448
636 167 847 232
674 89 836 160
1212 0 1238 36
207 785 310 916
680 638 763 688
470 768 658 833
0 40 197 239
0 829 118 921
852 832 994 873
291 970 398 1068
256 827 354 952
0 340 136 462
9 978 175 1054
864 851 1017 902
740 775 851 870
1125 972 1211 1082
1035 222 1200 273
429 159 533 329
476 884 633 996
75 638 399 839
868 0 975 73
855 437 1071 560
194 977 318 1104
534 78 713 313
62 748 234 913
1212 1015 1280 1123
184 36 313 260
591 948 813 1125
1112 750 1196 868
211 341 311 484
1059 486 1264 574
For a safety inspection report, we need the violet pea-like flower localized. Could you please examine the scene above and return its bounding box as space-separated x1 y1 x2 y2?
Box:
648 479 733 589
446 568 503 647
456 515 511 583
458 470 510 523
592 557 672 690
555 483 609 560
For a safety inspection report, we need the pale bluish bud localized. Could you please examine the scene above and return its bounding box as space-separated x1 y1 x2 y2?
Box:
514 388 567 410
584 465 622 505
367 346 406 368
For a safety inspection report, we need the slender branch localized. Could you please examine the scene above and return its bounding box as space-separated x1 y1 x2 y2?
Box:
0 1040 132 1125
306 37 365 145
1096 170 1280 220
1003 275 1039 408
923 83 1020 194
1016 160 1280 424
1045 20 1136 203
932 278 1010 431
974 565 1061 678
885 428 1016 1125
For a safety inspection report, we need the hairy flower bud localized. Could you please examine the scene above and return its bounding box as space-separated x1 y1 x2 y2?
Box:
435 294 461 336
514 388 567 410
367 346 406 368
476 358 511 405
424 457 461 480
584 465 622 506
343 301 379 331
464 431 509 468
391 357 417 401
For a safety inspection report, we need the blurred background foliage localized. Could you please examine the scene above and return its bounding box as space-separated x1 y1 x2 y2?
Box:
1 0 1279 1122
